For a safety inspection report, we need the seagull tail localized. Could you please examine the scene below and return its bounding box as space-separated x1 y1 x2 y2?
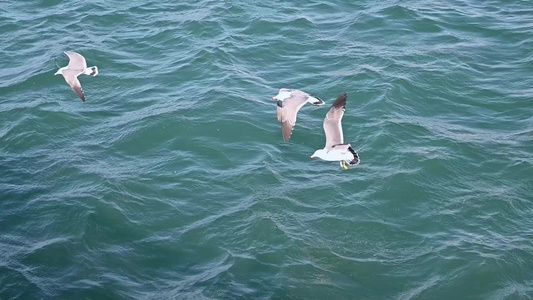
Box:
308 95 325 106
84 66 98 76
346 146 360 166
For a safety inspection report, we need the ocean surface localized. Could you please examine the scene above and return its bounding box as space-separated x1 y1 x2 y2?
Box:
1 0 532 299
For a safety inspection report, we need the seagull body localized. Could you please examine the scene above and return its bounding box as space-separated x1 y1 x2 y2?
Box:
272 88 325 142
55 51 98 102
310 93 360 169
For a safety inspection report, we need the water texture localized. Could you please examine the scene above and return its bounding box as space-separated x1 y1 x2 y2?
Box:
1 0 532 299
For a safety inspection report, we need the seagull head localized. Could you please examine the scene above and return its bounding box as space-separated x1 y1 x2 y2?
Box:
310 149 327 160
54 67 65 75
272 88 292 101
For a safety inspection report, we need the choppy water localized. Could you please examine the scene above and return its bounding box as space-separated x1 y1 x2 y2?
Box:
1 0 532 299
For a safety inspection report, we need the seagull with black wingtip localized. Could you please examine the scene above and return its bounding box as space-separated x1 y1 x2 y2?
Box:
271 88 325 142
310 92 360 170
55 51 98 102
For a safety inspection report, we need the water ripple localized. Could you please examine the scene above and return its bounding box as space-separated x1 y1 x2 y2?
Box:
1 0 532 299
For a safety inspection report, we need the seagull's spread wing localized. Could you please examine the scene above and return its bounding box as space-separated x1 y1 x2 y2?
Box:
277 94 309 142
276 104 283 122
71 82 85 102
323 93 347 149
63 69 85 101
65 51 87 70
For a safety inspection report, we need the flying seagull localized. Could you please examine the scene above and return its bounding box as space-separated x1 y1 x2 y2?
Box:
54 51 98 102
310 92 360 169
271 88 325 142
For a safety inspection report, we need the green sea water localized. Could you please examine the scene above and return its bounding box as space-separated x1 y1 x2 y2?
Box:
1 0 532 299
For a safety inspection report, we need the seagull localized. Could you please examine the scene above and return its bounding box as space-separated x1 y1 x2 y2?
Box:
54 51 98 102
271 88 325 142
310 92 360 169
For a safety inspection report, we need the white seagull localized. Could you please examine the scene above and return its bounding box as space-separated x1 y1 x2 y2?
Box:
271 88 325 142
310 92 360 169
55 51 98 102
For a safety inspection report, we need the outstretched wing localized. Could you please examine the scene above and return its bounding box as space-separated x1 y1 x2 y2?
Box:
277 94 309 142
71 82 85 102
63 69 85 101
65 51 87 70
323 93 347 149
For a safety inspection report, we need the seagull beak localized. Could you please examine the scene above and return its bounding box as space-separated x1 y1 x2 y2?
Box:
310 156 313 159
271 97 276 101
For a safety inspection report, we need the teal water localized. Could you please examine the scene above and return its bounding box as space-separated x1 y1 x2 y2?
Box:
1 0 532 299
